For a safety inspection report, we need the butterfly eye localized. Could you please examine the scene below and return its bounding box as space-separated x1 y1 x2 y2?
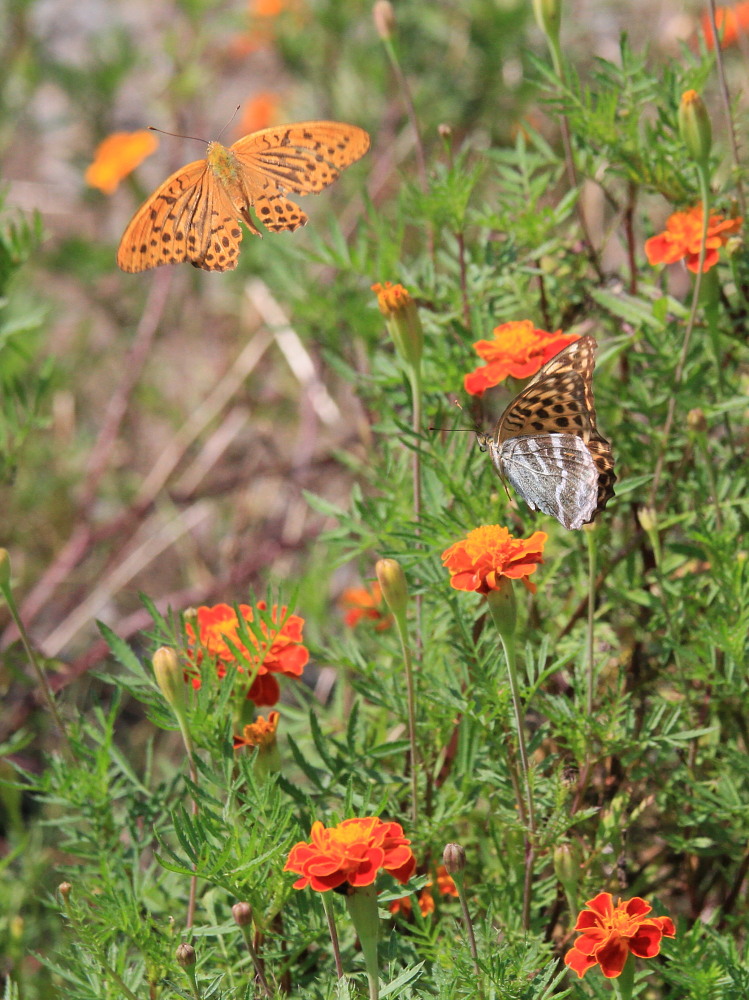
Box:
475 433 490 452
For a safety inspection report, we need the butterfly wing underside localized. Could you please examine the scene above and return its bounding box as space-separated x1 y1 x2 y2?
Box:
117 160 244 272
490 335 615 527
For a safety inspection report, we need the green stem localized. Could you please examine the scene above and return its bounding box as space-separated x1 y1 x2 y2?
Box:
0 569 73 760
584 528 596 718
236 924 274 998
346 885 380 1000
649 165 711 504
452 869 483 997
486 583 536 930
321 892 345 980
174 710 199 931
392 605 419 827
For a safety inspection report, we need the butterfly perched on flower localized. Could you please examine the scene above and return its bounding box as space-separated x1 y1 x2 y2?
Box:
117 120 370 273
476 336 615 530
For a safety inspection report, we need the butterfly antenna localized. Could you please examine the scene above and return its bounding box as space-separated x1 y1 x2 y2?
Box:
148 126 208 143
216 106 241 143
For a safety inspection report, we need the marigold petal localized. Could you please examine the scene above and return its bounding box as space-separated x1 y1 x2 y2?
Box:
248 673 280 706
583 891 615 920
564 946 597 978
595 936 630 978
628 922 665 959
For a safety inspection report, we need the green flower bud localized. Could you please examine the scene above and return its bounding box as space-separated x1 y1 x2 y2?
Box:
152 646 187 713
678 90 712 168
533 0 562 45
371 282 424 370
375 558 409 618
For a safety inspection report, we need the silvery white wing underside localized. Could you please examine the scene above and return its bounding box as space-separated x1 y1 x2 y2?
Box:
490 433 599 531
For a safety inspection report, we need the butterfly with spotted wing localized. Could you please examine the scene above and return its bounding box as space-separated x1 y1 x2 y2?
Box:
117 120 370 273
476 336 616 530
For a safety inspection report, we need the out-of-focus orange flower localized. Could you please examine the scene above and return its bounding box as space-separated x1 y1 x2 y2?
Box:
565 892 676 979
85 131 159 194
464 321 578 396
701 2 749 48
228 0 295 57
339 582 392 629
389 864 458 917
233 710 280 750
235 93 280 138
645 204 742 273
284 817 416 892
441 525 547 595
186 601 308 706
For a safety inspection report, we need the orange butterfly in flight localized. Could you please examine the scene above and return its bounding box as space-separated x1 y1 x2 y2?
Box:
117 120 370 273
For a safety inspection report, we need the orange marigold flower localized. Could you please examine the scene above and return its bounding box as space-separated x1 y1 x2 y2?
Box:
186 601 308 707
235 92 280 137
85 131 159 195
284 817 416 892
372 281 423 368
700 2 749 49
233 710 280 750
339 582 392 629
645 204 742 274
389 864 458 917
565 892 676 980
464 321 578 396
441 525 547 595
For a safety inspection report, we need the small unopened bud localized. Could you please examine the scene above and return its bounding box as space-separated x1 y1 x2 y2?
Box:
373 0 395 40
176 943 196 968
152 646 187 712
553 841 581 897
533 0 562 45
371 282 424 370
232 901 253 926
678 90 712 168
0 548 11 590
637 506 657 534
375 558 408 618
687 407 707 433
442 843 466 875
438 123 452 140
58 882 72 899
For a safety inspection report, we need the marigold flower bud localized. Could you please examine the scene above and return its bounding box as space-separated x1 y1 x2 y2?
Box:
58 882 72 898
553 841 581 896
176 943 196 968
687 407 707 433
442 843 466 875
232 902 253 926
0 548 11 590
678 90 712 168
371 282 424 370
637 506 657 534
373 0 396 39
152 646 187 712
533 0 562 44
375 558 408 618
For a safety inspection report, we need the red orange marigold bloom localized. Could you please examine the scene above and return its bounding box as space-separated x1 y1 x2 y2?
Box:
565 892 676 980
464 321 578 396
284 817 416 892
186 601 308 706
441 525 547 595
85 131 159 194
701 2 749 49
339 582 392 629
645 204 742 274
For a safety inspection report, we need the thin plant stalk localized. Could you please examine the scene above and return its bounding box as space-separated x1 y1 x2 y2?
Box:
708 0 746 218
0 554 74 760
486 583 536 929
585 528 597 718
452 869 483 998
649 165 711 504
236 925 274 998
321 892 345 981
391 594 419 827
